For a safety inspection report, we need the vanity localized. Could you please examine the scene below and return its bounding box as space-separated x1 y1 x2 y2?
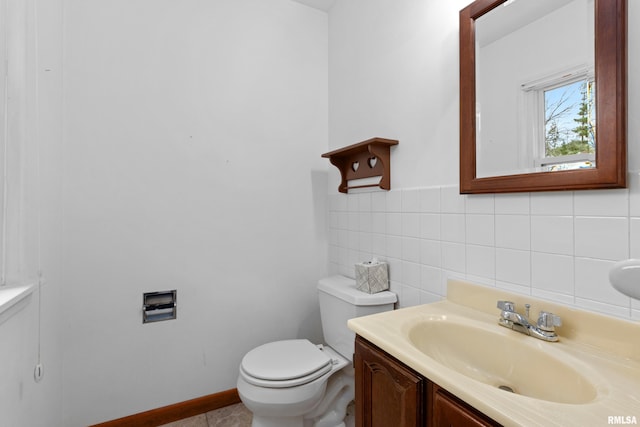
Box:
348 280 640 427
355 335 500 426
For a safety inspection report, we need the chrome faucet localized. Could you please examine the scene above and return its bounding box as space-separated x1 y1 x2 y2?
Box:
497 300 561 342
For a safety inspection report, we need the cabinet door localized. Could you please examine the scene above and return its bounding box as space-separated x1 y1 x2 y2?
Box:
355 336 425 427
431 384 502 427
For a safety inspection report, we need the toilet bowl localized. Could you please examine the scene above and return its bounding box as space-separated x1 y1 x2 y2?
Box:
237 275 396 427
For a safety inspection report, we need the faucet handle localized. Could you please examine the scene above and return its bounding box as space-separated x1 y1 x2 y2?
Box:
537 311 562 332
497 300 515 312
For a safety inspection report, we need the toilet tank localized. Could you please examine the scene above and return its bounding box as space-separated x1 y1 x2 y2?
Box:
318 275 396 361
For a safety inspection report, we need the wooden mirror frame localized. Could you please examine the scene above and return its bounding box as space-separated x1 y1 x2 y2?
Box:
460 0 627 194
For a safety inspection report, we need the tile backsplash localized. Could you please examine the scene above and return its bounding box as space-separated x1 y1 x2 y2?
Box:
328 173 640 321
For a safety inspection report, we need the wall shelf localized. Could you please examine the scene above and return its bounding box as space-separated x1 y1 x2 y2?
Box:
322 137 398 193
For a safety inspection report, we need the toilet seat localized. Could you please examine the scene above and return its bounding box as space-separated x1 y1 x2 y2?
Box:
240 339 334 388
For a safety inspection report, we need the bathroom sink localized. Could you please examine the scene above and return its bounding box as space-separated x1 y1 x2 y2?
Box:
408 319 597 404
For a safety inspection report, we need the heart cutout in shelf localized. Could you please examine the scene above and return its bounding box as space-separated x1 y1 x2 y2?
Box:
368 157 378 168
352 161 360 172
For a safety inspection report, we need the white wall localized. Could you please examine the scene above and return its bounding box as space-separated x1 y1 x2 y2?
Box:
0 0 65 425
327 0 640 320
60 0 328 425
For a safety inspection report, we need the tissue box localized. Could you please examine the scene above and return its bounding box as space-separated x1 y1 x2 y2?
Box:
355 261 389 294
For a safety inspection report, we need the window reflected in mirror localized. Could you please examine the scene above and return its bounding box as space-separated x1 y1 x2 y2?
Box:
541 74 596 171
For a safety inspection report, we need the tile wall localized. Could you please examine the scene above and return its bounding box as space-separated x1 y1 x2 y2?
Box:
328 174 640 320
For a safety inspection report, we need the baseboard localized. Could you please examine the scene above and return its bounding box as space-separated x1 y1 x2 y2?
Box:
90 388 241 427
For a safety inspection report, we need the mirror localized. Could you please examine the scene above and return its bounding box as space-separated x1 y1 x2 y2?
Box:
460 0 627 194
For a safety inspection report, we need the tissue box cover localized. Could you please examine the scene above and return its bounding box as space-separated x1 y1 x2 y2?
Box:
355 262 389 294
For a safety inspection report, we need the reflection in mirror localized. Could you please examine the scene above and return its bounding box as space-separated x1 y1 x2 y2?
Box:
475 0 595 178
460 0 627 194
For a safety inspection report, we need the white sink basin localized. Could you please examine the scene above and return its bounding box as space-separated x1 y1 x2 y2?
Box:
408 319 597 404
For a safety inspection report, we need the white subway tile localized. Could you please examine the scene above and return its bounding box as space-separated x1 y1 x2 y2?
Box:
371 191 386 212
358 212 372 233
466 244 495 280
348 231 359 251
530 192 573 216
402 237 421 263
386 190 402 212
386 213 402 236
337 212 348 230
357 192 372 212
329 212 339 229
338 263 351 278
441 186 465 213
496 248 531 286
420 213 441 240
497 281 532 297
399 285 421 308
465 194 495 214
347 194 359 212
371 234 386 257
329 228 339 246
402 189 421 212
338 229 348 248
531 252 574 296
389 280 402 303
330 193 347 212
495 214 530 250
575 297 631 319
574 217 628 261
326 182 636 321
387 258 402 283
348 212 359 232
419 187 441 213
402 261 421 288
465 275 495 287
530 216 574 255
420 239 441 267
359 232 372 254
441 213 465 243
402 213 420 237
329 245 339 263
466 214 495 246
421 265 442 294
441 242 466 273
531 288 574 306
574 189 629 217
371 212 386 234
420 291 442 304
386 235 403 259
495 193 530 214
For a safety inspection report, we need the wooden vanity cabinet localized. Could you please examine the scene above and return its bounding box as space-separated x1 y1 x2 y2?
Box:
355 336 502 427
354 335 425 426
429 382 501 427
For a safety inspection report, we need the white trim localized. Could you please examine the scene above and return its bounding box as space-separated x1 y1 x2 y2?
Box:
520 64 594 92
0 283 34 326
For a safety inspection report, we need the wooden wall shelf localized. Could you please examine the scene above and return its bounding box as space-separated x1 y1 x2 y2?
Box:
322 138 398 193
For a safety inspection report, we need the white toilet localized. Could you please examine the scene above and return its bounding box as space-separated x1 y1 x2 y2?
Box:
237 275 396 427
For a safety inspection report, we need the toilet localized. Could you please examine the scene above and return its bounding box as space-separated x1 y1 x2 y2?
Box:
237 275 396 427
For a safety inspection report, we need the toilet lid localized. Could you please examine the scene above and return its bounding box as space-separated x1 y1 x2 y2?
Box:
240 339 333 388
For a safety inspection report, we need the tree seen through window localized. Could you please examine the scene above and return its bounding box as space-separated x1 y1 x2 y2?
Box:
544 79 596 160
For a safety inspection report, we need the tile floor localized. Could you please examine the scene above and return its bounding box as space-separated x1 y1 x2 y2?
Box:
158 401 356 427
158 403 252 427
